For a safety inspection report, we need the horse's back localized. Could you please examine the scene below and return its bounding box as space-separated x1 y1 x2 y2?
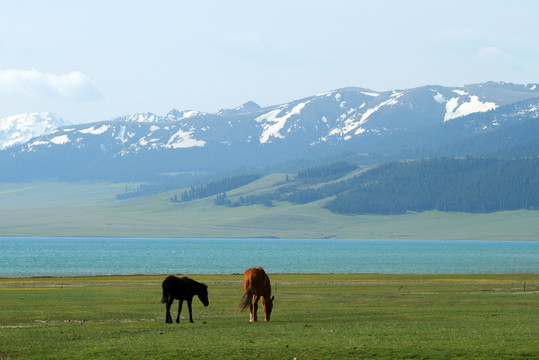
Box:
163 275 177 284
163 275 184 287
244 267 270 295
163 276 195 298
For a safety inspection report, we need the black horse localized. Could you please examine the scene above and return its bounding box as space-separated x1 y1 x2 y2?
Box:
161 275 209 323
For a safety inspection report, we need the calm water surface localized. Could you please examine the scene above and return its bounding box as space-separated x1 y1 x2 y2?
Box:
0 237 538 276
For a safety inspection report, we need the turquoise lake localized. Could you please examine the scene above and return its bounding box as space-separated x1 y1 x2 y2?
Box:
0 237 538 277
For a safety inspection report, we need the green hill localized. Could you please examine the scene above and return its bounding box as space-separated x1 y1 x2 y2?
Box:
1 161 538 240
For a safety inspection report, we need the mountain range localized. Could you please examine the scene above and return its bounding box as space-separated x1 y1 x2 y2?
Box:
0 81 538 182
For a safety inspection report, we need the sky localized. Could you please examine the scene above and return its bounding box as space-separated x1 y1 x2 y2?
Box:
1 0 538 124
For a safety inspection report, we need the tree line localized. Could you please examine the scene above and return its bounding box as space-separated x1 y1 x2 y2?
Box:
119 157 539 215
212 158 539 215
171 174 261 202
214 192 274 207
297 161 357 180
323 157 539 214
214 162 357 207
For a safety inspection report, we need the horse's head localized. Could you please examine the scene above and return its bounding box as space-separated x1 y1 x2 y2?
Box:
198 283 209 307
263 296 274 321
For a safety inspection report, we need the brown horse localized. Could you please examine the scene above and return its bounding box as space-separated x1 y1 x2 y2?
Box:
161 275 209 323
238 267 274 322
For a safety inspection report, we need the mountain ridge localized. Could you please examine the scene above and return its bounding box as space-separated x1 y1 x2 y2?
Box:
0 81 538 181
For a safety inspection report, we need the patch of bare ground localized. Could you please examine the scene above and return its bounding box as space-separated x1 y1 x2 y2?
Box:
0 317 162 329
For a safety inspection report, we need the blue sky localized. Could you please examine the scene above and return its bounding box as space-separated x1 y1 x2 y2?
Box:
1 0 538 124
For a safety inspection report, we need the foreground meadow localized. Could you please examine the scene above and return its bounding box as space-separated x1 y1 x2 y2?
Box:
1 274 538 359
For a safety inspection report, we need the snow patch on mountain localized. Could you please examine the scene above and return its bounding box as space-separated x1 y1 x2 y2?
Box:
113 110 206 123
361 91 380 97
166 109 206 121
433 91 446 103
165 128 206 149
316 90 335 97
50 135 70 145
79 124 110 135
360 92 403 125
323 92 404 141
444 95 497 121
115 125 128 144
452 89 469 96
118 113 161 123
178 110 203 119
0 112 68 150
256 101 310 143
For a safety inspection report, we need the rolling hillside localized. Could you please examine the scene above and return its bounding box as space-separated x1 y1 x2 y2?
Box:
1 159 538 240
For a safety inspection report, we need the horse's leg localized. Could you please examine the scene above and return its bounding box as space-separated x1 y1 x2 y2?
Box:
187 298 194 323
176 299 185 323
165 299 173 323
261 296 268 322
252 294 260 322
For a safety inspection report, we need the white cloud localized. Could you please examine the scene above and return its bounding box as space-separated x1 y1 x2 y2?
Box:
0 69 102 101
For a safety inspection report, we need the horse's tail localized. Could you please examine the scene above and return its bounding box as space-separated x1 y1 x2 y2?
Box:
161 280 168 303
237 292 253 312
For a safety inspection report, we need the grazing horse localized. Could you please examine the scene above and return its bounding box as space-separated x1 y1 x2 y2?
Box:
161 275 209 323
238 267 274 322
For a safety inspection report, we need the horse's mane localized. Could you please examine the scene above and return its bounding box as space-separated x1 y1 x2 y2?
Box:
196 281 208 292
183 277 207 293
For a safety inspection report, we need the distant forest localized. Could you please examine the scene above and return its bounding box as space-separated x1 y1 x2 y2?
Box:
212 158 539 215
323 157 539 214
171 174 261 203
116 174 261 201
213 161 358 207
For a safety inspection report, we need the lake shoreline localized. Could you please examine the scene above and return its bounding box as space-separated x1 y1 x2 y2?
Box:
2 237 538 277
3 235 538 241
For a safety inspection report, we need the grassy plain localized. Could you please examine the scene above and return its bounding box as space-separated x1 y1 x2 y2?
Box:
1 274 538 359
0 181 538 239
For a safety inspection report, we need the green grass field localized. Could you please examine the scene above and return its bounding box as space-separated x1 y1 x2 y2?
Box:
1 274 538 359
0 181 538 239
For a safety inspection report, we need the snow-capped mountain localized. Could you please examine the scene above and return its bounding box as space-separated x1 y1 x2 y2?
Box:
111 109 207 123
0 112 69 150
1 82 538 181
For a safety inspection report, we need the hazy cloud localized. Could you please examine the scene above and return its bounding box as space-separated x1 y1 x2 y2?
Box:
0 69 102 101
